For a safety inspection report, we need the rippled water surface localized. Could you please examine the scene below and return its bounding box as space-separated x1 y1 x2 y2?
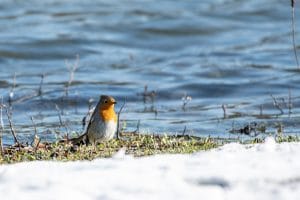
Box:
0 0 300 144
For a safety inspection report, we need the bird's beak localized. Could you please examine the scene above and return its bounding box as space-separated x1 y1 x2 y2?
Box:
112 101 117 104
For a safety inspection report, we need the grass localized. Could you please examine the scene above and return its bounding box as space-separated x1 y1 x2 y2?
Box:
0 133 218 164
275 135 300 143
1 133 299 164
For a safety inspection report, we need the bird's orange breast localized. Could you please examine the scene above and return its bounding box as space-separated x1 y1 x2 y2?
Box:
99 107 117 123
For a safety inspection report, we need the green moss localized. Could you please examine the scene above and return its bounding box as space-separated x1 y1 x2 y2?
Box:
276 135 300 143
0 134 218 164
1 134 299 164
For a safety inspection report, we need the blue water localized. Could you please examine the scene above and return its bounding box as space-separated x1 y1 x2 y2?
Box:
0 0 300 144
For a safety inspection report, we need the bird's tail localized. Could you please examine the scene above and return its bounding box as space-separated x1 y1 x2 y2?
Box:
60 132 89 145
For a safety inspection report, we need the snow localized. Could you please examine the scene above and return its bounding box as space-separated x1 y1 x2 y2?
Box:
1 137 300 200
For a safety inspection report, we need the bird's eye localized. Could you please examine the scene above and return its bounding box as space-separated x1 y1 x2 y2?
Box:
104 100 108 103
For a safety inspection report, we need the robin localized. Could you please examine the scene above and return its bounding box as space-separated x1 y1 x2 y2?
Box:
70 95 117 145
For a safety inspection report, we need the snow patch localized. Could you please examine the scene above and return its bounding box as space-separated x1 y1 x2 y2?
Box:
1 139 300 200
256 136 277 152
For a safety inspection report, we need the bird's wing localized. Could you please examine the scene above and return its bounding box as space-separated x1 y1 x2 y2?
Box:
84 98 102 134
82 106 96 135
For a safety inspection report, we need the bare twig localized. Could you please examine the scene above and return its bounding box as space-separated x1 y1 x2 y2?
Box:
135 120 140 133
55 104 69 139
34 135 41 153
3 105 20 146
30 116 38 136
182 125 187 136
288 88 293 116
270 94 284 114
65 55 80 97
222 104 227 119
116 98 126 140
0 97 4 155
182 93 192 111
7 74 39 105
38 74 45 97
5 73 42 108
12 92 39 104
291 0 299 68
55 104 63 127
141 85 156 103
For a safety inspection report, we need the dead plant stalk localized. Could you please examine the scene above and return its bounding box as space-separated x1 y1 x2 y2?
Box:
291 0 299 68
4 105 20 146
0 97 4 155
65 55 80 97
116 98 126 140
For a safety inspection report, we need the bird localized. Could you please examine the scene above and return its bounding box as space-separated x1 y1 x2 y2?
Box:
69 95 118 145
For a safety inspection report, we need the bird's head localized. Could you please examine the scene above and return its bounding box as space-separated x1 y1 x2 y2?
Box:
99 95 117 110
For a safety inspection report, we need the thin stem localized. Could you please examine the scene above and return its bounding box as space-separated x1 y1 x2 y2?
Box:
135 120 140 133
291 0 299 68
38 74 45 96
30 116 38 136
182 126 187 136
0 98 4 155
4 106 20 146
55 104 69 138
116 98 126 140
288 88 292 116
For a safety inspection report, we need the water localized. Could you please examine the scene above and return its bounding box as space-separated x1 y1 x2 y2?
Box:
0 0 300 144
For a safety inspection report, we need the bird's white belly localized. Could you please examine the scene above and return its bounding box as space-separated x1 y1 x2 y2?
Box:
88 120 117 142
